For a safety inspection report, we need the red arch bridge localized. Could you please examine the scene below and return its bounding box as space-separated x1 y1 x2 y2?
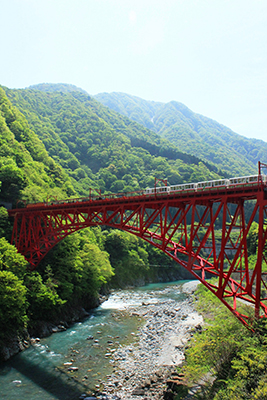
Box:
8 165 267 327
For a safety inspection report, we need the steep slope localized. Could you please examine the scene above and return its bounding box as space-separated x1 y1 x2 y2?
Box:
95 92 267 175
3 85 224 198
0 87 74 205
94 91 162 132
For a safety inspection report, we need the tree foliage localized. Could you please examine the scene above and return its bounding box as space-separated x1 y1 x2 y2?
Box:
0 238 29 340
0 270 28 339
38 229 114 303
4 85 224 198
25 270 65 321
0 82 265 355
181 283 267 400
95 91 267 176
0 87 75 205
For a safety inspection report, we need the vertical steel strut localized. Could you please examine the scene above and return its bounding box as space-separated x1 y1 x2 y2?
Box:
8 182 267 326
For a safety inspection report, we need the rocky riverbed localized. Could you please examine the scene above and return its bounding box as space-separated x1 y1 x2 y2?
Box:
1 281 202 400
89 280 202 400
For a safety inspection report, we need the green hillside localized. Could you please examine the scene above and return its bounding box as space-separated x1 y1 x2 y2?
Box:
1 83 214 353
0 87 74 205
0 82 266 369
28 82 88 95
0 85 117 353
95 92 267 175
3 84 224 199
1 82 267 399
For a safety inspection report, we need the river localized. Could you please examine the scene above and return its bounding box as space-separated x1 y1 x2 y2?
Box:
0 280 202 400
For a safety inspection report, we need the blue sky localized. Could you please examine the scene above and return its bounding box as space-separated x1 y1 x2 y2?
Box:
1 0 267 141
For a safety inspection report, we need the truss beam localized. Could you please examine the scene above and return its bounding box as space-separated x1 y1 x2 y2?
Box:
8 185 267 326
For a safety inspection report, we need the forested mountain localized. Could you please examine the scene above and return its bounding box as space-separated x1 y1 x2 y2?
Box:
0 86 116 356
1 82 267 398
0 87 74 205
28 82 88 95
2 84 224 200
0 83 224 357
95 92 267 175
0 82 266 367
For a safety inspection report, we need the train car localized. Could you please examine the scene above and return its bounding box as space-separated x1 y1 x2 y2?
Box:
196 179 230 190
145 173 267 198
229 175 260 186
169 182 196 192
144 186 170 195
145 187 155 195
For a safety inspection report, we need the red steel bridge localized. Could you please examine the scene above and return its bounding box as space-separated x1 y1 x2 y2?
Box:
8 162 267 327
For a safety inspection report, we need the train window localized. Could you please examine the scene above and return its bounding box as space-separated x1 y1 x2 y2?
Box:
248 176 258 182
171 185 184 191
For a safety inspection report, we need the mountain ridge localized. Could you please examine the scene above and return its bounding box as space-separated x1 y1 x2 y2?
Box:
2 84 225 203
28 85 266 175
10 82 266 177
94 91 267 174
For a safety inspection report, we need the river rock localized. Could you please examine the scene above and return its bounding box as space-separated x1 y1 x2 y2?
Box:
0 330 30 362
182 280 200 294
68 366 79 371
57 324 67 331
100 281 203 399
132 387 145 395
84 397 97 400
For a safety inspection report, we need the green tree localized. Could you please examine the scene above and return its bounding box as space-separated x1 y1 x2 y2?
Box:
104 229 149 287
39 229 114 303
25 271 65 321
0 158 27 202
0 270 28 338
79 242 114 296
0 237 28 279
247 221 259 256
0 207 11 239
182 283 267 400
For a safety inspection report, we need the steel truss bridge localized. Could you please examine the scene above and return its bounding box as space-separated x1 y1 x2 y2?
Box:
8 165 267 327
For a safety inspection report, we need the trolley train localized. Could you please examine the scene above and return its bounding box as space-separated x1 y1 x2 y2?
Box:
25 174 267 208
144 174 267 195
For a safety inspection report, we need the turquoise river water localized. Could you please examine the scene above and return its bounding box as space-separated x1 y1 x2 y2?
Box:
0 280 188 400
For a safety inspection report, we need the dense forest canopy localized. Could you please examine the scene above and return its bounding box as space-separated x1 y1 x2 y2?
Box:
0 87 74 204
0 83 218 353
0 82 266 363
3 84 225 200
95 91 267 175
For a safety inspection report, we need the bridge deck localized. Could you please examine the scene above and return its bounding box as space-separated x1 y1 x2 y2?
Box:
8 181 267 215
7 175 267 327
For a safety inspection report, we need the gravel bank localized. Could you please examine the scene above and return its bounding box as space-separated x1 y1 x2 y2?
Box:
94 280 202 400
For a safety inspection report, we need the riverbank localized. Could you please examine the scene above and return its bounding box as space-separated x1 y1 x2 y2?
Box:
94 280 202 400
0 297 106 362
0 280 202 400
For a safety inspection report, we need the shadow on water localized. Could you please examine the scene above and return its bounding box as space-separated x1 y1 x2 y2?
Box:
0 281 188 399
0 305 139 400
1 351 93 400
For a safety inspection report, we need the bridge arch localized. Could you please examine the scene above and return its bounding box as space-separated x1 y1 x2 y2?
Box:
8 178 267 327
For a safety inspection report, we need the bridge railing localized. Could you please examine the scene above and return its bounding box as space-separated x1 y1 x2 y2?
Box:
23 173 267 209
